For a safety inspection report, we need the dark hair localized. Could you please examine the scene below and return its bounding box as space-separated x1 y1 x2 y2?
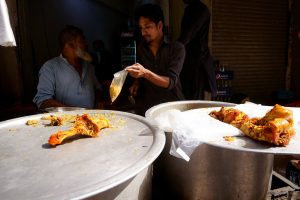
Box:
58 25 84 49
135 4 164 25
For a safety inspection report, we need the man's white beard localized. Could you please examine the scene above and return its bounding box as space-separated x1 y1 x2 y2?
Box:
76 48 92 62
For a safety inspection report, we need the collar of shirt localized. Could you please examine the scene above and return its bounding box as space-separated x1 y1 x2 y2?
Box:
141 36 169 51
59 54 89 80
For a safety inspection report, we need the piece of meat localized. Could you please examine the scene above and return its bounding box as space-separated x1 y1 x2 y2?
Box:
48 114 109 146
209 104 295 146
209 107 249 128
256 104 294 127
50 116 64 126
240 117 294 146
41 115 64 126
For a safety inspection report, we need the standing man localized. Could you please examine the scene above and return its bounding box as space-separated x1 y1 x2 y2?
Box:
126 4 185 115
33 25 102 109
179 0 217 100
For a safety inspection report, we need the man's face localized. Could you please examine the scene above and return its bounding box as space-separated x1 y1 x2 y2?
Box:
73 35 92 62
138 17 162 43
74 35 88 51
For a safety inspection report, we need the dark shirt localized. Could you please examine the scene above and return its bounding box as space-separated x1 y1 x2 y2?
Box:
137 39 185 112
179 0 217 100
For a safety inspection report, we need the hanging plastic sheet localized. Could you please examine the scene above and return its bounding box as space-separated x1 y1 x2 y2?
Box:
0 0 16 46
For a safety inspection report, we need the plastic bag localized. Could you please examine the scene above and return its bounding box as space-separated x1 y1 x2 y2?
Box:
168 110 203 162
110 70 128 103
154 109 203 162
153 108 242 162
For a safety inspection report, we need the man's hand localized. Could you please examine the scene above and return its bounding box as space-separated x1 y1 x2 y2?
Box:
40 99 66 109
126 63 148 78
126 63 170 88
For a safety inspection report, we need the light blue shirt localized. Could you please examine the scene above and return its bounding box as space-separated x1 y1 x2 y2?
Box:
33 55 101 109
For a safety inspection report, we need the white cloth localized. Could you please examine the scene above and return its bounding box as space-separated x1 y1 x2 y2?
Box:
0 0 16 46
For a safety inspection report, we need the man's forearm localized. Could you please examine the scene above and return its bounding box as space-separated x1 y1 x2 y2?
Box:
40 99 66 109
144 69 170 88
126 63 170 88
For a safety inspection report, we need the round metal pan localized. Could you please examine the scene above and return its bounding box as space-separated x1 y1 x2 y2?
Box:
0 110 165 200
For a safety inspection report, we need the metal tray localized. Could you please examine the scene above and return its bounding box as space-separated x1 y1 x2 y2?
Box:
44 107 86 112
0 110 165 200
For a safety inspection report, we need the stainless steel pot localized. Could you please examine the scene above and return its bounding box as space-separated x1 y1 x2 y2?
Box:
146 100 274 200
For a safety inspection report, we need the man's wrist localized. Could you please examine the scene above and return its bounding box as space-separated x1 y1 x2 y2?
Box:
143 69 150 79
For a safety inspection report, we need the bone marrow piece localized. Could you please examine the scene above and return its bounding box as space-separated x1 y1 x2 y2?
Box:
48 114 110 146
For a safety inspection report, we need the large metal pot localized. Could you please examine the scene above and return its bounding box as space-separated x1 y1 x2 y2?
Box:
146 101 274 200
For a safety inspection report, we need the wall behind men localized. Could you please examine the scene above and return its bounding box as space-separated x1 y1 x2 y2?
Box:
26 0 133 68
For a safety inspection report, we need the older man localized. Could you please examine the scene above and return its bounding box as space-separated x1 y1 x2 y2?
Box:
126 4 185 115
33 25 101 109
